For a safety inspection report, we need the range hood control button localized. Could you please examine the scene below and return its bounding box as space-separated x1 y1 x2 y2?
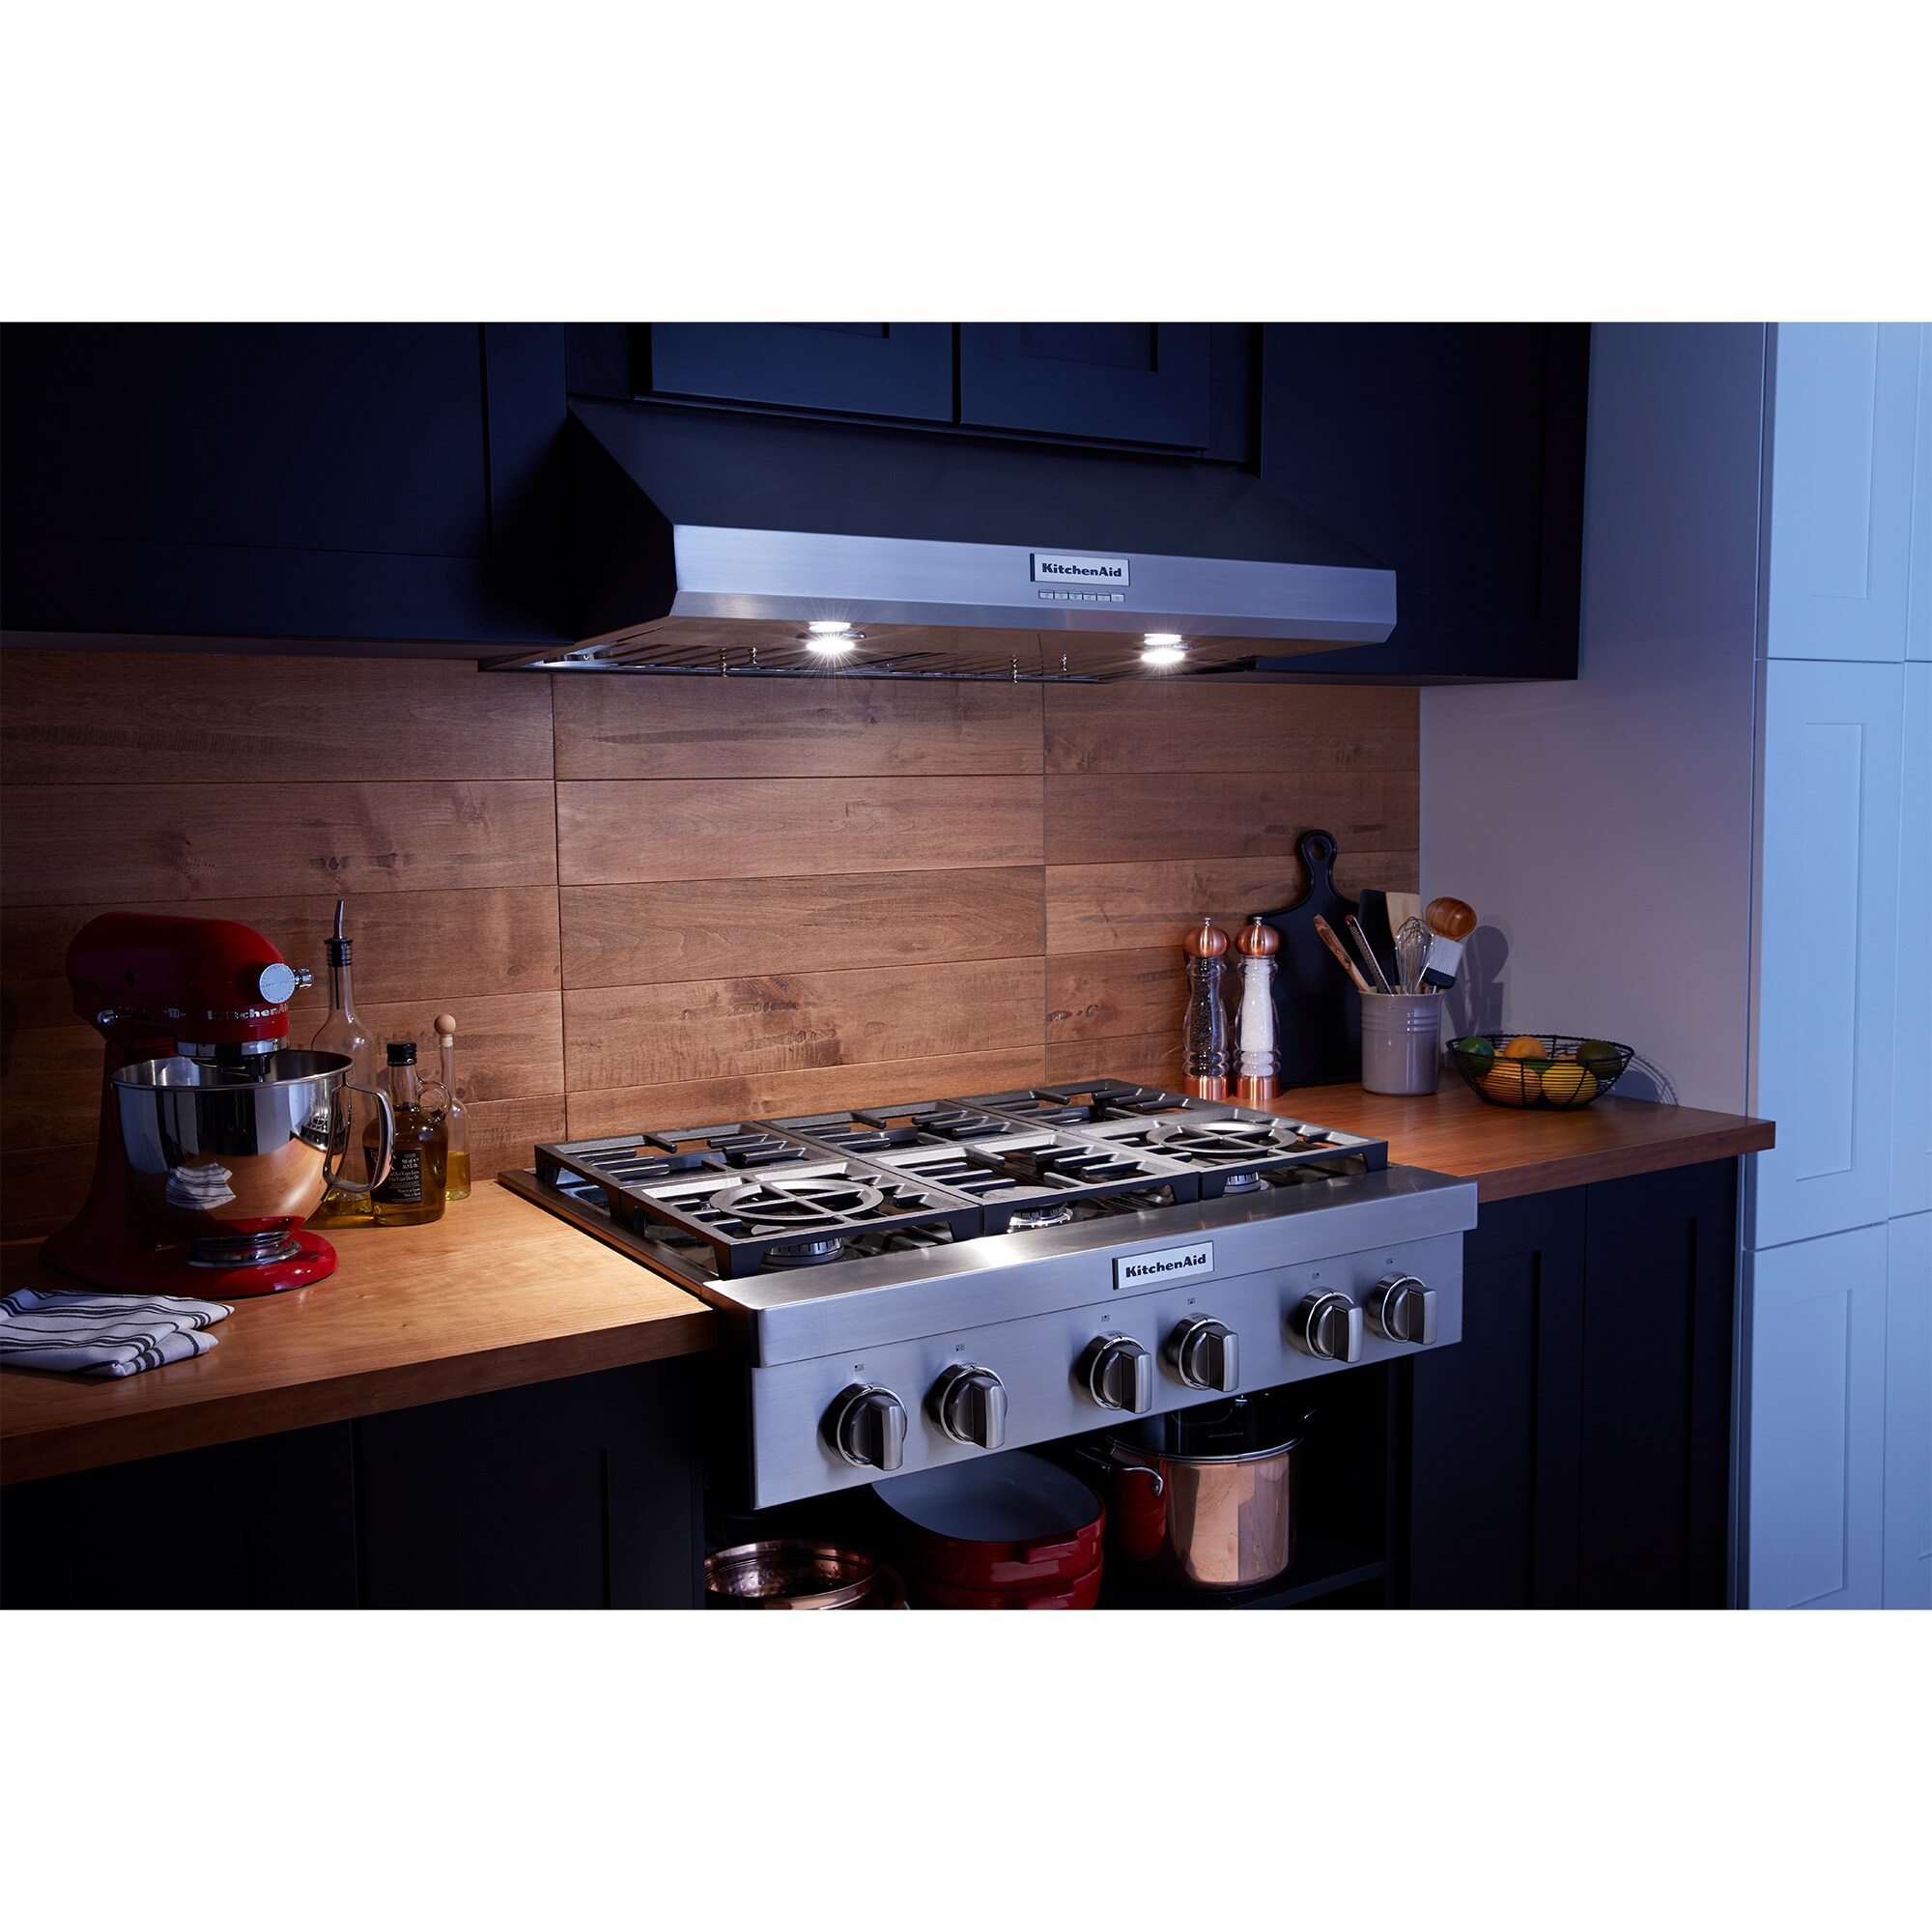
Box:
1367 1274 1437 1346
1081 1335 1155 1412
826 1384 909 1471
930 1365 1009 1450
1290 1291 1364 1363
1167 1318 1239 1393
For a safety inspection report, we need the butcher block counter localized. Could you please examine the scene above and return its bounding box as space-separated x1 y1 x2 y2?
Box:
0 1086 1770 1485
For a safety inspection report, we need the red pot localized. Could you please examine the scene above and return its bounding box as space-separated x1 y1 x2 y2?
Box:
874 1452 1104 1588
905 1561 1103 1610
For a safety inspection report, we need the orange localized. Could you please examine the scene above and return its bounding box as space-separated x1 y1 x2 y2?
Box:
1483 1062 1540 1106
1500 1035 1546 1061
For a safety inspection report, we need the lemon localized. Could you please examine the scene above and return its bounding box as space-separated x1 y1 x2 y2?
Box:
1500 1035 1546 1062
1539 1062 1599 1105
1483 1062 1540 1106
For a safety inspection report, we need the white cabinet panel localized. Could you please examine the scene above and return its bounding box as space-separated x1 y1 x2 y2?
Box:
1897 664 1932 1217
1748 661 1904 1247
1909 325 1931 664
1766 323 1920 663
1886 1212 1931 1607
1745 1225 1889 1607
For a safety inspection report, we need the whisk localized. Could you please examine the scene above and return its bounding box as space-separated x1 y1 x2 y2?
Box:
1395 917 1429 995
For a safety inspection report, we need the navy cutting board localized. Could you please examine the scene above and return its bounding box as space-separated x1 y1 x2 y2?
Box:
1258 830 1366 1089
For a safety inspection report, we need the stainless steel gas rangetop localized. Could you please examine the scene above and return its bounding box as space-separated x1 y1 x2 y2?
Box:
501 1079 1478 1508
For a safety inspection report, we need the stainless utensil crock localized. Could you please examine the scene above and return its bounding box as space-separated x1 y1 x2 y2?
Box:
111 1050 393 1253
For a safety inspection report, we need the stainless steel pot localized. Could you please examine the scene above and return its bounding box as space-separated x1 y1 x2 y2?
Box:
1077 1391 1313 1593
111 1050 393 1263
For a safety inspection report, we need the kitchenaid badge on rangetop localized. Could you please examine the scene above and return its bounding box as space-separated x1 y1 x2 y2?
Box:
1114 1241 1214 1290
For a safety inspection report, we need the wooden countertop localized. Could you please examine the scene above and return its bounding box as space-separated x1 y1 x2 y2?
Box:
1257 1082 1775 1203
0 1186 715 1486
1 1086 1769 1486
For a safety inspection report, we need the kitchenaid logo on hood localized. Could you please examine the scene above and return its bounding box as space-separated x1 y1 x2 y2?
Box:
1114 1241 1213 1290
1032 553 1130 586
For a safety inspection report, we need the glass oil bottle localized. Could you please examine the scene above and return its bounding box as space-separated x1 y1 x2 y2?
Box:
431 1013 471 1200
308 900 377 1228
370 1040 448 1227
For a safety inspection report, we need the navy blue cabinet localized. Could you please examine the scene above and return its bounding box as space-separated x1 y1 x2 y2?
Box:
1404 1158 1737 1608
0 323 570 647
649 323 953 421
957 324 1215 449
1258 323 1590 681
623 321 1253 458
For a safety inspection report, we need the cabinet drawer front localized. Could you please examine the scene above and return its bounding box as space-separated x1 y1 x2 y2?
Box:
1747 659 1904 1248
1744 1225 1889 1608
1766 322 1920 662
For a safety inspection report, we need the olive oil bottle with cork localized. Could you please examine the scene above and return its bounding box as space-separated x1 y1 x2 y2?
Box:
370 1040 448 1227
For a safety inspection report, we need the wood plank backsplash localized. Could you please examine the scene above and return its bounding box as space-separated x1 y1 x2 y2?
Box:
0 649 1417 1240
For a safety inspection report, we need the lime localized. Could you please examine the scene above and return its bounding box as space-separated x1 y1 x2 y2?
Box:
1454 1037 1495 1066
1575 1038 1622 1076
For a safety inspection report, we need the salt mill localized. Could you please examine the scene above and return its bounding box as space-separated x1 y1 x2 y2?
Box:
1235 915 1280 1104
1180 917 1232 1100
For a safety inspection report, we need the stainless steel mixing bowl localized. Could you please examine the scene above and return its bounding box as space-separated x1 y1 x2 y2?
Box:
112 1050 393 1260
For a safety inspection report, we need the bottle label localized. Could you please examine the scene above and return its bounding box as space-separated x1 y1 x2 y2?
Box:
377 1148 424 1206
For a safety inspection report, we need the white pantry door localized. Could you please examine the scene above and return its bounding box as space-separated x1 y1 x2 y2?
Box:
1745 1224 1889 1608
1747 660 1904 1249
1885 1212 1931 1608
1765 323 1920 663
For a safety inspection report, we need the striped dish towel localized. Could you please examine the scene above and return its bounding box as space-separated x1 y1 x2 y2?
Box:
0 1286 233 1378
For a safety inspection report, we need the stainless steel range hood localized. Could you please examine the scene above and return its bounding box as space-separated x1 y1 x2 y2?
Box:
500 399 1395 681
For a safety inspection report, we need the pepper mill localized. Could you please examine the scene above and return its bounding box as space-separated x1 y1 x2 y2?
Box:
1235 915 1280 1105
1180 917 1232 1100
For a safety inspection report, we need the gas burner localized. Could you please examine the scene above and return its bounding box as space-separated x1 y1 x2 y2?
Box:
1218 1173 1266 1195
1147 1118 1315 1160
707 1175 888 1231
772 1100 1026 1154
761 1235 849 1269
1006 1202 1076 1231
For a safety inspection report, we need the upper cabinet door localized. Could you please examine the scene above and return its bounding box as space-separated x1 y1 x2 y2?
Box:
1255 323 1591 680
1765 323 1921 662
647 324 953 422
956 324 1213 449
0 323 568 645
1747 659 1904 1250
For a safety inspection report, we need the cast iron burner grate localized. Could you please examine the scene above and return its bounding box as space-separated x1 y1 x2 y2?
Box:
867 1130 1202 1234
534 1136 985 1281
1074 1105 1388 1199
769 1101 1033 1155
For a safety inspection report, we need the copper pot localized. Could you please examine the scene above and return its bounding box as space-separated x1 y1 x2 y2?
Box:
1078 1391 1313 1593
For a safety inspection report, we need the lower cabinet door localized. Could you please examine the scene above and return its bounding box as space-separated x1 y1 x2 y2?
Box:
1886 1212 1932 1608
1577 1162 1737 1608
1407 1189 1586 1608
1744 1224 1889 1608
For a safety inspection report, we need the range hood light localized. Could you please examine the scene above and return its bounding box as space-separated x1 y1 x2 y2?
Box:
1141 634 1188 667
802 621 863 657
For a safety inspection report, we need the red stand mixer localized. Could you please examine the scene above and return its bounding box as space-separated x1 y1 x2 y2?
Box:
43 913 392 1297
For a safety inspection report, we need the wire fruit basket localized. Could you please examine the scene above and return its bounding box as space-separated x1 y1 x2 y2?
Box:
1448 1034 1634 1110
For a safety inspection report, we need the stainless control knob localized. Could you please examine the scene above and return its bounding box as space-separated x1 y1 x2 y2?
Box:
1167 1318 1240 1392
826 1384 909 1470
1368 1273 1437 1346
1081 1335 1155 1413
930 1364 1009 1449
1290 1291 1363 1362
